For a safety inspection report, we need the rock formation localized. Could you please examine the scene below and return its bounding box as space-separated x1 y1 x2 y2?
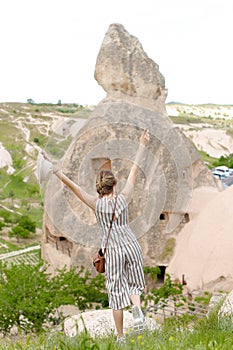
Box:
167 185 233 291
42 24 219 280
94 23 167 114
63 309 157 338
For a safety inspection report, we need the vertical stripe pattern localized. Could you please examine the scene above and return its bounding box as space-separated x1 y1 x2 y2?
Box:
95 194 145 310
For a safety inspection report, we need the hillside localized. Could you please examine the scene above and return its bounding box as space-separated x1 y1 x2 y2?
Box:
167 103 233 158
0 102 92 253
0 102 232 240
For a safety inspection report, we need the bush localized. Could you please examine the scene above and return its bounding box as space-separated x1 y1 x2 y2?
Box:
0 221 5 231
8 216 36 241
0 262 108 334
8 225 30 240
0 209 12 223
18 215 36 233
213 153 233 169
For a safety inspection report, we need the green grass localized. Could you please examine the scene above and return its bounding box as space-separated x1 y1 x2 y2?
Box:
0 238 22 253
169 113 233 130
198 150 218 169
0 122 23 149
1 311 233 349
169 115 203 124
160 238 176 261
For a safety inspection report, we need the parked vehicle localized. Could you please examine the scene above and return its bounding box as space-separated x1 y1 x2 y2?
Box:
212 166 231 179
222 175 233 189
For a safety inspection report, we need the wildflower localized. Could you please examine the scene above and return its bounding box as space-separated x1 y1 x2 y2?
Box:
137 335 142 340
169 336 174 341
141 342 145 346
131 339 135 343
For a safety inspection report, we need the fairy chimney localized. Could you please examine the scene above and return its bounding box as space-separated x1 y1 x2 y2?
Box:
42 24 219 274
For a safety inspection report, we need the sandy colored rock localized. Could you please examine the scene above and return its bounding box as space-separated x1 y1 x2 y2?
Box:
167 185 233 290
42 23 220 285
63 309 158 338
95 23 167 114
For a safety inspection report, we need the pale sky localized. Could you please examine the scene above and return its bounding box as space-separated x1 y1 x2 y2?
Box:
1 0 232 106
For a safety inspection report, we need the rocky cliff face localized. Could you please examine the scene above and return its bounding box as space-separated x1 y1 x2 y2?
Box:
42 24 219 272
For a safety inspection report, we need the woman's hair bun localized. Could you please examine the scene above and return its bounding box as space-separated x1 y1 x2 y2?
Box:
96 170 117 197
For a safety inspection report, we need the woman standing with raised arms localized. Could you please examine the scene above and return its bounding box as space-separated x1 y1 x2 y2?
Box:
41 129 150 343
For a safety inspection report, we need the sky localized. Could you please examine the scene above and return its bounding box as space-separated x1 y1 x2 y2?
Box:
0 0 232 106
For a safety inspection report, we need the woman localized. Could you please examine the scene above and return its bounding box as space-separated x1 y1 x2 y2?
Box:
43 129 149 342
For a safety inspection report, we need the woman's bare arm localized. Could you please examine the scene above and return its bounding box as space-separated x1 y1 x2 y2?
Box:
41 152 97 210
54 170 97 210
121 130 150 202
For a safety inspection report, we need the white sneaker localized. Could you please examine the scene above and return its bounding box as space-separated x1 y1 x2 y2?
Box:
132 305 146 334
116 336 126 345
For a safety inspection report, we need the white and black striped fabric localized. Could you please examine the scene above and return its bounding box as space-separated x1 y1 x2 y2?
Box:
95 193 145 310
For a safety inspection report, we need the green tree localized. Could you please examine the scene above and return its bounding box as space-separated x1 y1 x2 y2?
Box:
18 215 36 233
213 154 233 168
0 262 107 334
8 225 30 241
0 221 5 231
33 137 40 144
27 98 35 104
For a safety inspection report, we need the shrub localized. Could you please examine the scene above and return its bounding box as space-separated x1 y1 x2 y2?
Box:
0 262 108 334
0 221 5 231
8 225 30 240
0 209 12 223
18 215 36 233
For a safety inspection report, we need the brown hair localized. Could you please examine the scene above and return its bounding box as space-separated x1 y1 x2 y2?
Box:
96 170 117 198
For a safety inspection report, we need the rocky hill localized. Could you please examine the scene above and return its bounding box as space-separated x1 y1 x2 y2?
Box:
167 103 233 158
0 102 92 232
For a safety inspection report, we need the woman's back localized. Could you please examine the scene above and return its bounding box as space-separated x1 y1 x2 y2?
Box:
95 193 137 247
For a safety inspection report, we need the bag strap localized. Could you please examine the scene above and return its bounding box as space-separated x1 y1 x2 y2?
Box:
103 193 118 255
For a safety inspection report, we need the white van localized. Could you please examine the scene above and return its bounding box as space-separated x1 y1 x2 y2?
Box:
212 166 231 179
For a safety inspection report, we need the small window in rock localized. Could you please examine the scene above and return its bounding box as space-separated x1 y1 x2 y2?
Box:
160 213 166 220
59 237 66 241
182 213 190 223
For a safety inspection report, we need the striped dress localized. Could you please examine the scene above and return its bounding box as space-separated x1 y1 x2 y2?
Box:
95 193 145 310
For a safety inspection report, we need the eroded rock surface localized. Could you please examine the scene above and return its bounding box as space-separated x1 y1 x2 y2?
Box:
42 24 219 276
95 23 167 114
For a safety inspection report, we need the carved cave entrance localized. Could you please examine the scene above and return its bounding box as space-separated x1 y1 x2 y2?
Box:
157 265 166 283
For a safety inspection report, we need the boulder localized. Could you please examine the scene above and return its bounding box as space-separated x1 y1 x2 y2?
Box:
63 309 158 338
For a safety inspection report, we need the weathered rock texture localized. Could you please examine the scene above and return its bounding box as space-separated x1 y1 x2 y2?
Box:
94 24 167 114
63 309 157 338
167 185 233 291
42 24 219 279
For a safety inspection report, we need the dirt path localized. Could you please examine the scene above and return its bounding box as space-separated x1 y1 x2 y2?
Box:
0 244 40 260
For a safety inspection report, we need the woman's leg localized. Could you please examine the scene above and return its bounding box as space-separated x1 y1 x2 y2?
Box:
125 242 146 333
112 309 124 338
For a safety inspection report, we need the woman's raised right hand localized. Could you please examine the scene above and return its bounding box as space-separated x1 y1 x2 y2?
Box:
139 129 150 146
